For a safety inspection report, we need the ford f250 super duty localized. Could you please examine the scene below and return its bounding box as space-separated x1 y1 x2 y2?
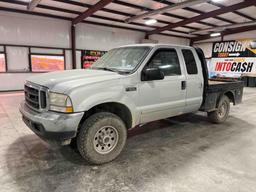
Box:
20 44 244 164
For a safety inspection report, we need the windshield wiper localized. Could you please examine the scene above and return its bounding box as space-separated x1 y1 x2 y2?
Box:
92 67 118 72
92 67 131 74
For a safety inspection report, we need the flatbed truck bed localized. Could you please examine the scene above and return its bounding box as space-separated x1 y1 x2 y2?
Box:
195 48 244 112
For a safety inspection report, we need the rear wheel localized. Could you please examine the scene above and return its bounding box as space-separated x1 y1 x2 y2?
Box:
208 95 230 123
77 112 127 164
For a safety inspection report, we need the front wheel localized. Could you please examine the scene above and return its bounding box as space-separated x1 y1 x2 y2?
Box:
208 95 230 124
77 112 127 164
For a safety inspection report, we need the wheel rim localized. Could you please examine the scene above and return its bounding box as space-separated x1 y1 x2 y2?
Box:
93 126 119 154
218 102 227 118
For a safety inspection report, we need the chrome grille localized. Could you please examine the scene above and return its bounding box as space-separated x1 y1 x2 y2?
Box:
24 83 48 111
25 85 39 109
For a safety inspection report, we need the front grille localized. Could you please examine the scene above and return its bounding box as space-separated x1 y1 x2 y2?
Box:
25 85 39 109
24 83 47 111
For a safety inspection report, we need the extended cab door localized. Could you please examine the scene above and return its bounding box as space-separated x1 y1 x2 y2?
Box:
138 47 186 124
181 48 204 112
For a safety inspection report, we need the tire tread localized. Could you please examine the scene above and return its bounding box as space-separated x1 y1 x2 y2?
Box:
208 95 230 124
77 112 126 164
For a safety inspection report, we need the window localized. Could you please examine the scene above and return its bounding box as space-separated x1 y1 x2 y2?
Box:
148 49 181 76
182 49 198 74
0 53 6 72
31 54 65 72
6 46 29 72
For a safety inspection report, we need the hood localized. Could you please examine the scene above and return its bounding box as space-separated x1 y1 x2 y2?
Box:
27 69 123 93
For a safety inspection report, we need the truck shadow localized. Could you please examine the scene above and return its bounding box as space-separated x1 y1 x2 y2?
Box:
127 112 209 138
4 113 254 191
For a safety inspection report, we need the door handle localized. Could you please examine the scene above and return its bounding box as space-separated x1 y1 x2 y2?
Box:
181 81 186 90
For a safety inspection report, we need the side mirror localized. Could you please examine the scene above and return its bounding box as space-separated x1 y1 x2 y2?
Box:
141 67 164 81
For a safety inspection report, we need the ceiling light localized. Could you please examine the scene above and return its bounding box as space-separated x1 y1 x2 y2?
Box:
211 0 223 2
210 32 221 37
144 19 157 25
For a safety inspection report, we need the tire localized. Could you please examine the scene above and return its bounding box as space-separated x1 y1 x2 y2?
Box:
208 95 230 124
77 112 127 164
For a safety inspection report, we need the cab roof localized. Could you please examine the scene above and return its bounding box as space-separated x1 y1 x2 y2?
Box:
118 43 192 49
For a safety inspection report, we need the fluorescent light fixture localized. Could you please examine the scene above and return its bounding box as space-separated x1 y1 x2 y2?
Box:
144 19 157 25
211 0 223 2
210 32 221 37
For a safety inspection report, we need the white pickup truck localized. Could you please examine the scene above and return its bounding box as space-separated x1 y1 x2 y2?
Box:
20 44 243 164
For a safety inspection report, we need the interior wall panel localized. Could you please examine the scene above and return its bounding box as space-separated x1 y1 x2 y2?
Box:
193 42 213 58
76 24 145 51
30 48 63 54
150 34 190 45
0 73 41 91
0 12 70 48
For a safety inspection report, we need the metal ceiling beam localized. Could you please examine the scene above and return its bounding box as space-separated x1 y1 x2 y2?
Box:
147 0 256 36
190 20 256 34
56 0 214 29
53 0 201 31
114 0 217 28
53 0 130 16
152 0 236 25
125 0 210 23
0 5 72 20
72 0 113 25
27 0 41 11
39 3 191 35
209 1 255 21
191 25 256 43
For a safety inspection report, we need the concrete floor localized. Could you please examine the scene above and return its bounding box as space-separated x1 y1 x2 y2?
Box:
0 88 256 192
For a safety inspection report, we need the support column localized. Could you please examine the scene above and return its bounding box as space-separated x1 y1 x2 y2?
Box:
71 25 76 69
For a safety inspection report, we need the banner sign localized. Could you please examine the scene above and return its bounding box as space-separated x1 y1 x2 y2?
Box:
81 50 107 69
209 39 256 78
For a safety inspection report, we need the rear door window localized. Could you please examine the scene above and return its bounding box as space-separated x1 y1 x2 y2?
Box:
182 49 198 75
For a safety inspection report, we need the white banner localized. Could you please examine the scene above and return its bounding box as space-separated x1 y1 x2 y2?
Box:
209 39 256 78
209 57 256 78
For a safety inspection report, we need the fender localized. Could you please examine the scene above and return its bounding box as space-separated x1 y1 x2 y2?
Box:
68 80 140 127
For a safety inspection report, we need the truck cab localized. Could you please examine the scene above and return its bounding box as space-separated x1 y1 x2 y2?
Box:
138 45 204 123
20 44 243 164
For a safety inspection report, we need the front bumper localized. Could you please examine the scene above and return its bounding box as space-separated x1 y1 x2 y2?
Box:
19 101 84 143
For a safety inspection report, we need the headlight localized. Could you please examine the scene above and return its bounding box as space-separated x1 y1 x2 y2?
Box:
49 92 73 113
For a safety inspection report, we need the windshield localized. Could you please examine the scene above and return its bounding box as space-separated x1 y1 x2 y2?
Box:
91 46 151 73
